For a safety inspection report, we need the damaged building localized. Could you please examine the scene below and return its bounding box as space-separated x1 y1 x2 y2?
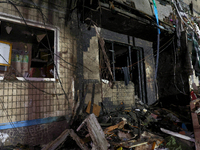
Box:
0 0 200 149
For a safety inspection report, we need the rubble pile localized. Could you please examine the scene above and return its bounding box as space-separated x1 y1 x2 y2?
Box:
42 98 195 150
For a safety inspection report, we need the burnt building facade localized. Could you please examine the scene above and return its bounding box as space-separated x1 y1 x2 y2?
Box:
0 0 198 146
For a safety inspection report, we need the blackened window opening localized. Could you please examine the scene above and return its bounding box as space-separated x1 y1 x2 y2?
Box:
100 41 147 100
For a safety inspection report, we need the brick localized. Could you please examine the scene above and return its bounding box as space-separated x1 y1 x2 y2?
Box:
16 115 21 121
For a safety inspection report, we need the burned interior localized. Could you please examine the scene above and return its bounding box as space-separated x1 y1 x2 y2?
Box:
100 41 147 103
0 20 55 79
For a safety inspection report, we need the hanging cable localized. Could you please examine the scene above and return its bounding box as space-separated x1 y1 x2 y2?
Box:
5 0 75 98
9 0 92 73
171 0 194 31
152 0 161 79
29 0 69 101
172 39 187 95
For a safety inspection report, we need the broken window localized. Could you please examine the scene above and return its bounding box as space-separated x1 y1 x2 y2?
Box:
0 20 56 81
100 41 146 100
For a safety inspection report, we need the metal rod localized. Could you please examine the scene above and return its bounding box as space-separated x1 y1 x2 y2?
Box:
128 46 132 79
137 50 142 101
127 56 130 82
111 42 116 81
90 83 95 114
127 57 129 67
140 50 146 103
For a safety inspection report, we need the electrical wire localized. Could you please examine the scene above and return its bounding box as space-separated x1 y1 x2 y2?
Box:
28 0 69 101
8 0 91 72
101 36 175 70
155 37 174 55
7 1 98 74
155 33 160 79
172 0 194 31
151 0 160 80
4 0 77 97
0 0 93 108
172 39 187 95
10 0 176 77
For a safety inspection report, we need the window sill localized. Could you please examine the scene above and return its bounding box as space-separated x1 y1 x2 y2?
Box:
0 77 56 81
17 77 56 81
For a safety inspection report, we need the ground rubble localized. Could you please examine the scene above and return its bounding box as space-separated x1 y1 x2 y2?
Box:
40 98 195 150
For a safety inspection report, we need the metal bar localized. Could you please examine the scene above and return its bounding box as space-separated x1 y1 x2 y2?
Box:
140 50 146 103
127 57 129 68
137 50 142 101
129 46 132 79
127 56 130 81
90 83 95 114
111 42 116 81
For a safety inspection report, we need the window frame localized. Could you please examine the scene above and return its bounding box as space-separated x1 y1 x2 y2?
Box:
0 12 59 81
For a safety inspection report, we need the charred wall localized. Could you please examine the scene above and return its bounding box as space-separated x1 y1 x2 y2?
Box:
156 35 190 106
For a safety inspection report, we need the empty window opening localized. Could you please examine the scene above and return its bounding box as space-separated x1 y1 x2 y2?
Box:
100 41 147 100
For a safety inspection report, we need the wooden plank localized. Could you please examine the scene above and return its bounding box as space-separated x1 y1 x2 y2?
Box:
90 83 95 114
69 129 90 150
87 114 110 150
42 129 89 150
42 129 70 150
110 140 148 149
123 141 148 148
94 25 114 80
104 120 127 135
190 100 200 150
76 118 88 132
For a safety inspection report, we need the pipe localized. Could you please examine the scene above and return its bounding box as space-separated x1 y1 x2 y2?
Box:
111 42 116 81
129 46 132 79
137 50 143 101
140 50 146 103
